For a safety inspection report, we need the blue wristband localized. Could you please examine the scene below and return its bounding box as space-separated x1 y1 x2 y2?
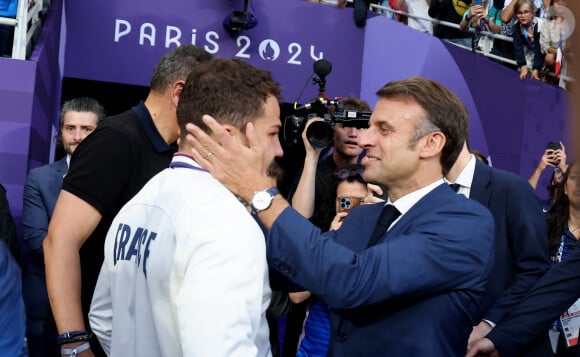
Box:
61 341 90 356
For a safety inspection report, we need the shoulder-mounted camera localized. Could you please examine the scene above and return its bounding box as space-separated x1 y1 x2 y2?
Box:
281 59 372 149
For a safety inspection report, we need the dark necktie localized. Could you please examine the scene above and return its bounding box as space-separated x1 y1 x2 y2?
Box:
449 183 461 193
367 204 401 248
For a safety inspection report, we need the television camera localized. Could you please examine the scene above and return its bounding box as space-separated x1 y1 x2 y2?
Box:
281 59 372 149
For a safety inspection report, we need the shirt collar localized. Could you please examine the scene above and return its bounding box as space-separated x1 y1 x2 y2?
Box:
132 101 177 153
454 154 476 189
445 154 476 197
387 178 446 216
171 153 201 168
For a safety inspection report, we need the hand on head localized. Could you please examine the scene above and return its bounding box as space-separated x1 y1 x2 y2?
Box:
185 115 275 201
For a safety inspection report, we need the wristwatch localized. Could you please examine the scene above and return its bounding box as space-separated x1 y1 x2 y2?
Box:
251 187 280 213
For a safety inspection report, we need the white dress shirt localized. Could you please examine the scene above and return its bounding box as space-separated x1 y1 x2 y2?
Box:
446 154 476 198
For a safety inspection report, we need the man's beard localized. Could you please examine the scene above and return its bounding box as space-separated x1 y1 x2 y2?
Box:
266 160 285 184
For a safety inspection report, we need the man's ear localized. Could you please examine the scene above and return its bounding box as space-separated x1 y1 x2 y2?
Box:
171 80 186 108
420 131 446 159
222 123 249 146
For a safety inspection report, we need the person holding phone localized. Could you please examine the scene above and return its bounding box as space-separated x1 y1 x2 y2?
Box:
291 164 381 357
528 141 568 190
459 0 503 52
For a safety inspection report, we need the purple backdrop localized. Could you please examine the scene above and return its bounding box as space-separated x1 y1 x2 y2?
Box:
0 0 64 233
361 16 569 196
63 0 365 103
0 0 570 235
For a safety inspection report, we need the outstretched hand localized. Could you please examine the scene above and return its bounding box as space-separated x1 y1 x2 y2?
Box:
185 115 275 203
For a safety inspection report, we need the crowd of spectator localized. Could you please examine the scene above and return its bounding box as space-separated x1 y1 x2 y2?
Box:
0 1 576 355
308 0 573 86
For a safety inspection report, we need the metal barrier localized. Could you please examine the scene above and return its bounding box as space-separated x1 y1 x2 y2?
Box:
0 0 46 59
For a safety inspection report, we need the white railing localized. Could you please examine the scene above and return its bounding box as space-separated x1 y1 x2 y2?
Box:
0 0 46 60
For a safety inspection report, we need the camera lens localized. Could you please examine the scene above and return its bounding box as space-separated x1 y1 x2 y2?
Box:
306 121 334 149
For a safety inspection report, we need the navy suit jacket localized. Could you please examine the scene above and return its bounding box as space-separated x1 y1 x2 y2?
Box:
22 157 68 263
21 157 67 324
488 247 580 356
268 183 495 356
470 160 550 323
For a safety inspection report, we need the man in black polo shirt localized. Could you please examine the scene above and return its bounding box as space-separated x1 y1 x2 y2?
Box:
43 45 212 357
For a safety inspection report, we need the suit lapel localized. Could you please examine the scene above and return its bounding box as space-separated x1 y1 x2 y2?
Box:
376 185 447 245
339 203 384 252
470 160 492 207
55 157 68 175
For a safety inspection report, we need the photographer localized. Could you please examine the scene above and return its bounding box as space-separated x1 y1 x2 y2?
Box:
290 96 379 230
282 96 379 355
290 164 371 357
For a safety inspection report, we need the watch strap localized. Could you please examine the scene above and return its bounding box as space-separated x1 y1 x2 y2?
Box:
251 187 280 214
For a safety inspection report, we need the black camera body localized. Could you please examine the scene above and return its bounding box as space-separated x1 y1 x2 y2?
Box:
281 59 371 149
281 98 371 149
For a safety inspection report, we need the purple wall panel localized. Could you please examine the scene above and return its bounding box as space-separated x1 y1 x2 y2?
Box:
0 0 64 232
63 0 364 103
0 0 570 224
361 15 568 202
361 17 489 155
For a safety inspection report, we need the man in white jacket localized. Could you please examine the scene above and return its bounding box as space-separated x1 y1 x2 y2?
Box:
89 58 284 356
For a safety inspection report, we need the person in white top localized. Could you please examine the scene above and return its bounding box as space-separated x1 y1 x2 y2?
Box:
89 58 285 357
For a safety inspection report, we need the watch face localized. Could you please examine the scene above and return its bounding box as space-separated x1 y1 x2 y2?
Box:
253 190 272 211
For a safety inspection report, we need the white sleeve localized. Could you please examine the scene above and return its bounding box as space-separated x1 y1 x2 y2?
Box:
175 219 269 357
89 262 113 355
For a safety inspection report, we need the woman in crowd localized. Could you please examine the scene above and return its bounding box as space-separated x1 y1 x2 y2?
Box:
290 164 375 357
512 0 544 80
540 0 571 74
546 161 579 356
528 141 567 210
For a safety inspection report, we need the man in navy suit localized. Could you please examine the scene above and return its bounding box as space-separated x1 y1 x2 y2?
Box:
184 76 495 356
446 143 552 356
467 243 580 357
22 97 104 357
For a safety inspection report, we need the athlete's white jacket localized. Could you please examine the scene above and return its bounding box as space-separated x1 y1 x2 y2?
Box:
89 155 272 357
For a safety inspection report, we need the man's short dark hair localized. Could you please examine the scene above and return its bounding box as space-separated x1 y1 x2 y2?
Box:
57 97 106 146
341 96 371 112
149 45 214 93
177 58 281 139
376 77 469 175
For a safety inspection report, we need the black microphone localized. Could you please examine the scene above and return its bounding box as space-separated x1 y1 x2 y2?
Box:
313 59 332 81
